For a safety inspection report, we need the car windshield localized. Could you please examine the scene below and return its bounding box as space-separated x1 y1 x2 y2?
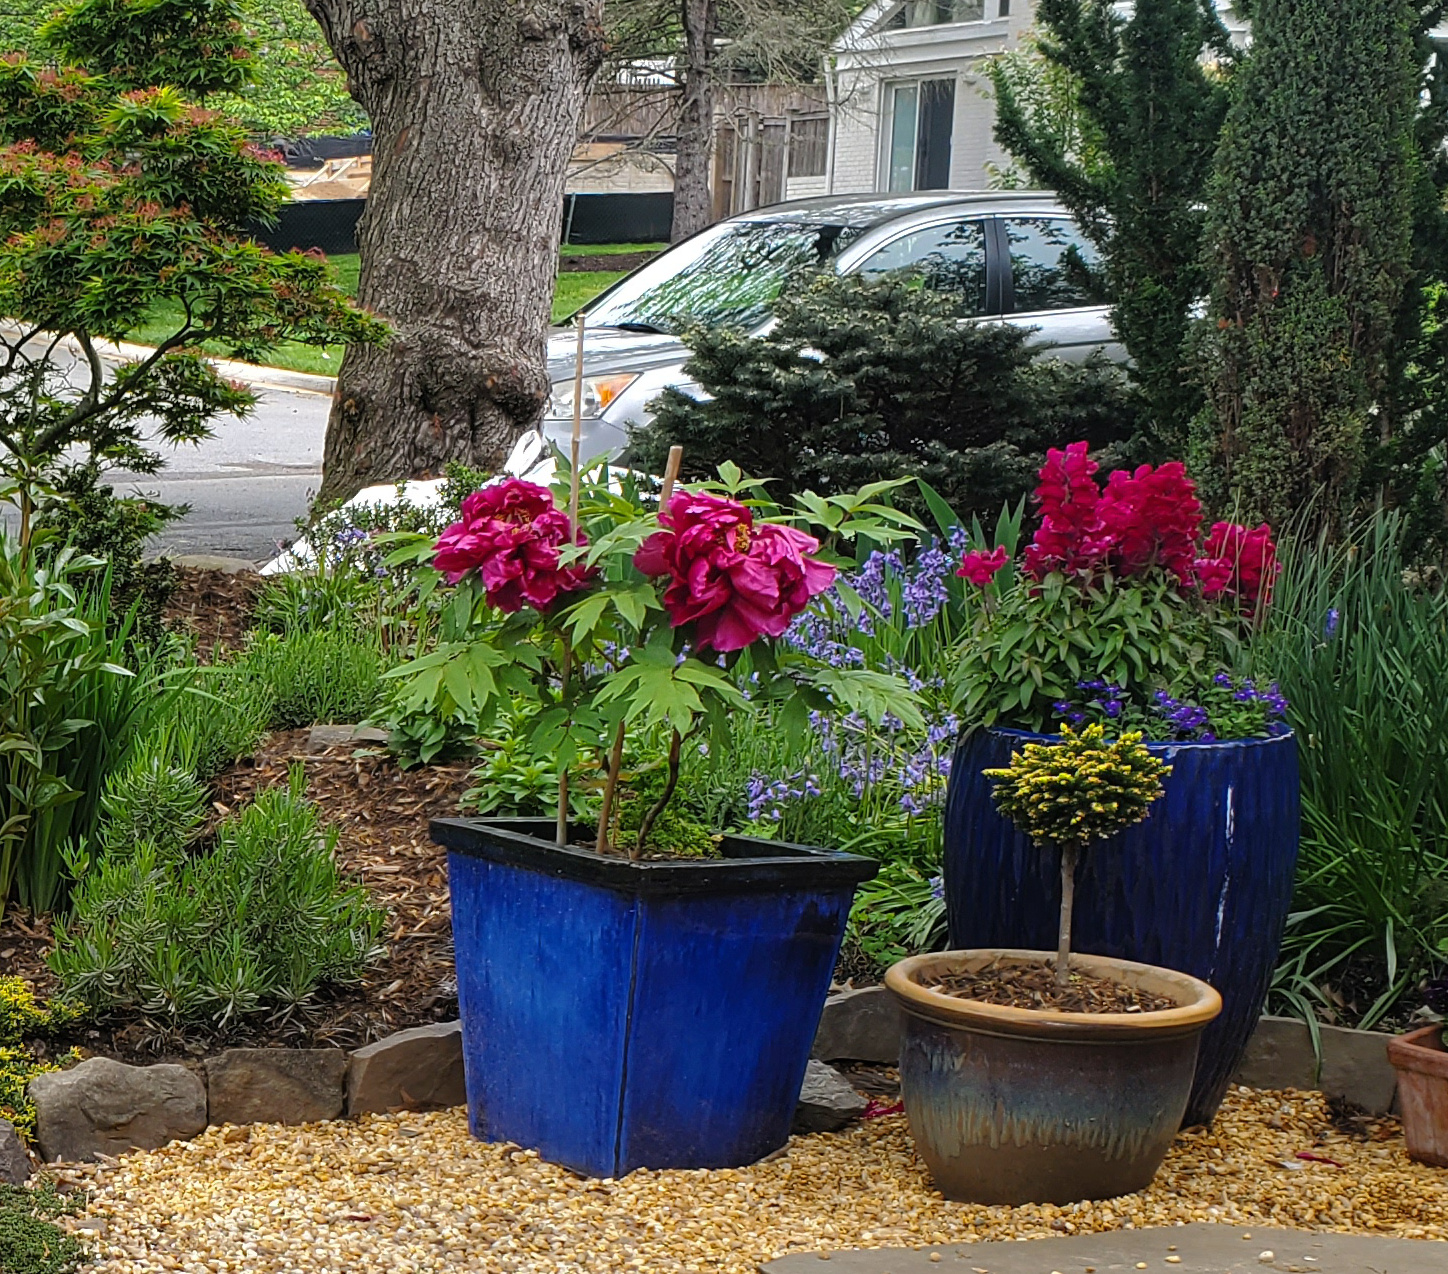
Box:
580 220 863 335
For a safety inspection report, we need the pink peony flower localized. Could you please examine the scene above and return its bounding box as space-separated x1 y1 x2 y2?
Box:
634 491 837 652
957 545 1011 587
433 478 590 612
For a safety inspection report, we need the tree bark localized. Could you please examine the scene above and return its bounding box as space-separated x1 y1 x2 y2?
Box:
303 0 606 502
670 0 717 242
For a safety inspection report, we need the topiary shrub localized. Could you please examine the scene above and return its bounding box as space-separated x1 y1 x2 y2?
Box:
986 724 1169 984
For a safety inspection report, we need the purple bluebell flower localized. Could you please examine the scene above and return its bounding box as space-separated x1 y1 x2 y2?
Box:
1324 608 1340 640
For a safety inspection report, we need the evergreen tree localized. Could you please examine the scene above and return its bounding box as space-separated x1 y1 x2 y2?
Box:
1197 0 1419 528
991 0 1232 454
1373 3 1448 555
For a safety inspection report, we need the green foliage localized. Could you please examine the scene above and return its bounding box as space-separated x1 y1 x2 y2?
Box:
627 271 1144 525
51 766 385 1025
991 0 1232 451
0 977 81 1144
848 863 948 969
386 463 925 856
613 761 719 859
251 570 385 637
1254 514 1448 1028
231 629 387 730
985 723 1169 848
0 1181 85 1274
950 569 1233 732
162 670 273 779
32 466 182 646
214 0 366 137
1197 0 1419 527
0 544 128 916
95 755 206 861
985 32 1108 191
41 0 259 97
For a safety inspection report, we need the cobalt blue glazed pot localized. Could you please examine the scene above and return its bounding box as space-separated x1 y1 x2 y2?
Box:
886 949 1221 1204
942 728 1300 1127
431 817 878 1178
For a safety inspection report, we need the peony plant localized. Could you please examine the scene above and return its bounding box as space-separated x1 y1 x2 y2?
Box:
951 442 1285 739
985 725 1170 986
386 462 925 858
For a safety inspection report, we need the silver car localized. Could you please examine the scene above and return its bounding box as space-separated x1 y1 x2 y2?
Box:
537 191 1122 465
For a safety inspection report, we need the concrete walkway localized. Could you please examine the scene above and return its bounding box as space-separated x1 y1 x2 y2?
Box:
761 1224 1444 1273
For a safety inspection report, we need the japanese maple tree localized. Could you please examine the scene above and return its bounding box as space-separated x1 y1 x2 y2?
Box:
0 0 386 541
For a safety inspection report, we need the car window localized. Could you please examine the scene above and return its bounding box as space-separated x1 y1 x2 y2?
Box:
854 219 989 315
1003 216 1105 312
581 220 864 335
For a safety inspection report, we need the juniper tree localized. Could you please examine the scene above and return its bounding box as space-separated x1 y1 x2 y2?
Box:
1197 0 1419 528
991 0 1232 454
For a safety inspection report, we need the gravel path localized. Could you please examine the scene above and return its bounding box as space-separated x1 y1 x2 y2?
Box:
59 1088 1446 1273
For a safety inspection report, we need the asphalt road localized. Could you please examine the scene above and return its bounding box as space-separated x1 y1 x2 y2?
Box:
0 334 333 563
106 379 331 563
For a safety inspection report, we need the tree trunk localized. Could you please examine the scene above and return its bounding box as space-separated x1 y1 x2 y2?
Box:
303 0 606 502
670 0 717 242
1056 842 1080 988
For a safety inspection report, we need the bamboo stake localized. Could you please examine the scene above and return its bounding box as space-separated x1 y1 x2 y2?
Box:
660 444 683 506
557 315 587 848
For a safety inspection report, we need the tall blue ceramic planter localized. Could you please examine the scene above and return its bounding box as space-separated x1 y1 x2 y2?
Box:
431 817 877 1178
943 729 1299 1127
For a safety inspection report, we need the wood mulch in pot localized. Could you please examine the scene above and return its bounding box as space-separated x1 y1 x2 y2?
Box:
923 960 1178 1014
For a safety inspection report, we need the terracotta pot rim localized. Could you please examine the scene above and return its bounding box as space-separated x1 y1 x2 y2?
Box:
886 948 1223 1041
1387 1023 1448 1078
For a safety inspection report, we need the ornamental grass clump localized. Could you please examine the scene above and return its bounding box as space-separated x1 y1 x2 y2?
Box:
986 725 1169 987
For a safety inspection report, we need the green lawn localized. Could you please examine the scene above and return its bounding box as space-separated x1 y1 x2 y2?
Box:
561 241 664 256
125 253 630 377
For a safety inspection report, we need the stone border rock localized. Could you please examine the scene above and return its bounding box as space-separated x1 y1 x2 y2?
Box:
25 1001 1402 1164
810 988 1402 1114
29 1021 466 1164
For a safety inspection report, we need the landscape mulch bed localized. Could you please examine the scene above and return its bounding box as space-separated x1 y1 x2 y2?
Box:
2 728 472 1064
163 564 265 660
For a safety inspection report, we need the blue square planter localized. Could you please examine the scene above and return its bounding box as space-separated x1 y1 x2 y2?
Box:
431 817 878 1178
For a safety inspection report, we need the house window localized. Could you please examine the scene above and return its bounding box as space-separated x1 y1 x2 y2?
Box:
885 78 955 192
787 116 829 179
884 0 985 29
999 0 1010 13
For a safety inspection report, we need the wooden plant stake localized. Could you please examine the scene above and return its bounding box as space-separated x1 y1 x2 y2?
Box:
557 315 587 847
594 444 685 856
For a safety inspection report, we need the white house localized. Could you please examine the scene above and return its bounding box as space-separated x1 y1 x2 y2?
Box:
817 1 1440 198
822 0 1035 196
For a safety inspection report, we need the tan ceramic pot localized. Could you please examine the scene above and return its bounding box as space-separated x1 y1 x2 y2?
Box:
886 949 1222 1204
